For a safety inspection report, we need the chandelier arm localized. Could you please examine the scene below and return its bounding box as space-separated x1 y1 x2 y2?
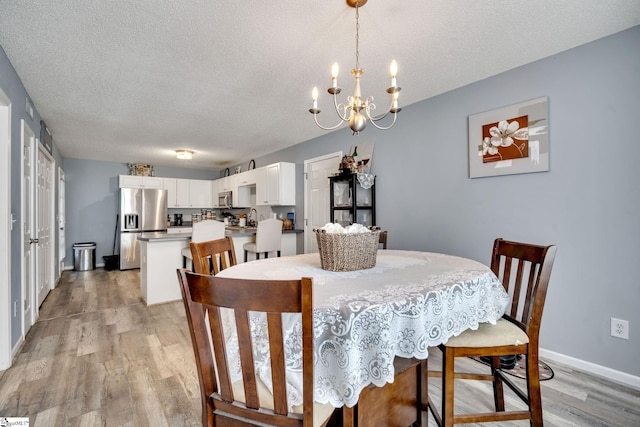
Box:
365 94 400 122
313 113 346 131
368 111 398 130
332 96 352 121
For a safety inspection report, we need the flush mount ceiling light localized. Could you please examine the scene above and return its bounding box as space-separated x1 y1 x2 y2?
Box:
175 149 194 160
309 0 401 135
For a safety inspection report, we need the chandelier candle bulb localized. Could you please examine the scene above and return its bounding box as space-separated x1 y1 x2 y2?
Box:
332 62 339 87
390 60 398 87
312 87 318 109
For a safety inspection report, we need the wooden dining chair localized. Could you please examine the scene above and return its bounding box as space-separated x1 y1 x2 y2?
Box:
427 238 557 427
182 220 226 269
378 230 388 249
177 269 337 427
189 236 238 275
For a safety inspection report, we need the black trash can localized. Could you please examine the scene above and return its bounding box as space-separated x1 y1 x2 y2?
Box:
73 242 96 271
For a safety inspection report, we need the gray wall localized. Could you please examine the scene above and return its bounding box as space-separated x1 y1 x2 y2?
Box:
1 45 64 349
63 160 220 267
238 26 640 376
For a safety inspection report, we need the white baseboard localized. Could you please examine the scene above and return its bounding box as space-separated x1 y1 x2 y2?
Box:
63 263 106 271
540 348 640 390
11 334 25 363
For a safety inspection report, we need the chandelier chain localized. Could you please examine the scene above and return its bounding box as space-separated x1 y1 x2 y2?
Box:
355 0 360 70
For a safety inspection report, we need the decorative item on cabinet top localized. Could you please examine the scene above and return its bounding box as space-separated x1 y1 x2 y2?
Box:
128 163 154 176
248 159 256 170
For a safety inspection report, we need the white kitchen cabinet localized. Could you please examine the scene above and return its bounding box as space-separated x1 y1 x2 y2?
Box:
164 178 189 208
236 169 257 187
163 178 177 207
219 174 236 192
256 162 296 206
176 179 190 207
119 175 164 189
211 179 221 208
165 178 211 208
188 179 212 208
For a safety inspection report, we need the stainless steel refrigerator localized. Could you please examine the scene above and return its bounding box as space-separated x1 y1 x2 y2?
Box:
119 188 168 270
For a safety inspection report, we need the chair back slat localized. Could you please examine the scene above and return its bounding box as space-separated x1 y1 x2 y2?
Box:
490 238 557 338
190 236 238 275
235 309 260 408
268 312 289 415
177 269 318 426
208 306 234 402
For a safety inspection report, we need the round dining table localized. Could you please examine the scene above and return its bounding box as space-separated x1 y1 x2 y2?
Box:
215 249 509 409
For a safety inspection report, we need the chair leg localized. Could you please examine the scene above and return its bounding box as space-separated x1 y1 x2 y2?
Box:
491 355 505 411
442 348 455 427
244 250 248 263
183 255 187 269
526 352 544 427
277 250 281 257
265 252 268 259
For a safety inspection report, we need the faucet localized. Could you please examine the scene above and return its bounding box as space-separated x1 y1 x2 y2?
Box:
248 208 257 226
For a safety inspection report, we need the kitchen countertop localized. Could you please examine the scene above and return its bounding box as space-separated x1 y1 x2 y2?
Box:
139 227 302 242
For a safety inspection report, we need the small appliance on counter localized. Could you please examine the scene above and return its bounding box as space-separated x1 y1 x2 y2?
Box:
174 213 183 226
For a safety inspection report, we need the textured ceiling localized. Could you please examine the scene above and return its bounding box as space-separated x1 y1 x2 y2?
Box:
1 1 639 169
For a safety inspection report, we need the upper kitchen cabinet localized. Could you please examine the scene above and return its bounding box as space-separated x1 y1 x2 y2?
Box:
119 175 164 189
188 179 212 208
164 178 212 208
211 179 221 208
219 174 236 193
256 162 296 206
164 178 188 208
236 168 257 187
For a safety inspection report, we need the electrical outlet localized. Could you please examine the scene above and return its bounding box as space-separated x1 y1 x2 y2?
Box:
611 318 629 340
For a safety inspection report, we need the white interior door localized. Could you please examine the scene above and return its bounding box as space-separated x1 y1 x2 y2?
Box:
36 144 55 307
22 120 35 332
0 88 11 370
304 152 342 253
58 168 66 276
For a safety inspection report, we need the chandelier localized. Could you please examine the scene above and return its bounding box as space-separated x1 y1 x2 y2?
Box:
309 0 401 135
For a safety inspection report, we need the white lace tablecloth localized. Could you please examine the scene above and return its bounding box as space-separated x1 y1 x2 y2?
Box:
216 250 509 408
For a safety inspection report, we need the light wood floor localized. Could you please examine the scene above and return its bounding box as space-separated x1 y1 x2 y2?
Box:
1 269 639 426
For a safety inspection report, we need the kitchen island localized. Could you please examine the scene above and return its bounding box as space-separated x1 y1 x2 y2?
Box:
138 227 300 305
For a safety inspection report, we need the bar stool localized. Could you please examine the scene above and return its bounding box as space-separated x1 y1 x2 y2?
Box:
243 218 283 262
182 220 226 270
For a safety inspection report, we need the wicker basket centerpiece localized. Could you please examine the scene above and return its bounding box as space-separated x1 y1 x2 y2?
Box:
314 224 380 272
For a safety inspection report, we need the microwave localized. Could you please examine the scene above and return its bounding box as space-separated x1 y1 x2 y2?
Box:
218 191 232 209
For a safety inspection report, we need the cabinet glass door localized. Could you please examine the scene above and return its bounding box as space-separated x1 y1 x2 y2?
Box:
333 181 351 206
334 210 353 227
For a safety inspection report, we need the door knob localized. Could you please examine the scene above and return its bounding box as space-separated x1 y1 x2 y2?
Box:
29 238 39 244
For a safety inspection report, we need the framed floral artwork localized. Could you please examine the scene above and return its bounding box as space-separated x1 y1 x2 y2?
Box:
468 97 549 178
